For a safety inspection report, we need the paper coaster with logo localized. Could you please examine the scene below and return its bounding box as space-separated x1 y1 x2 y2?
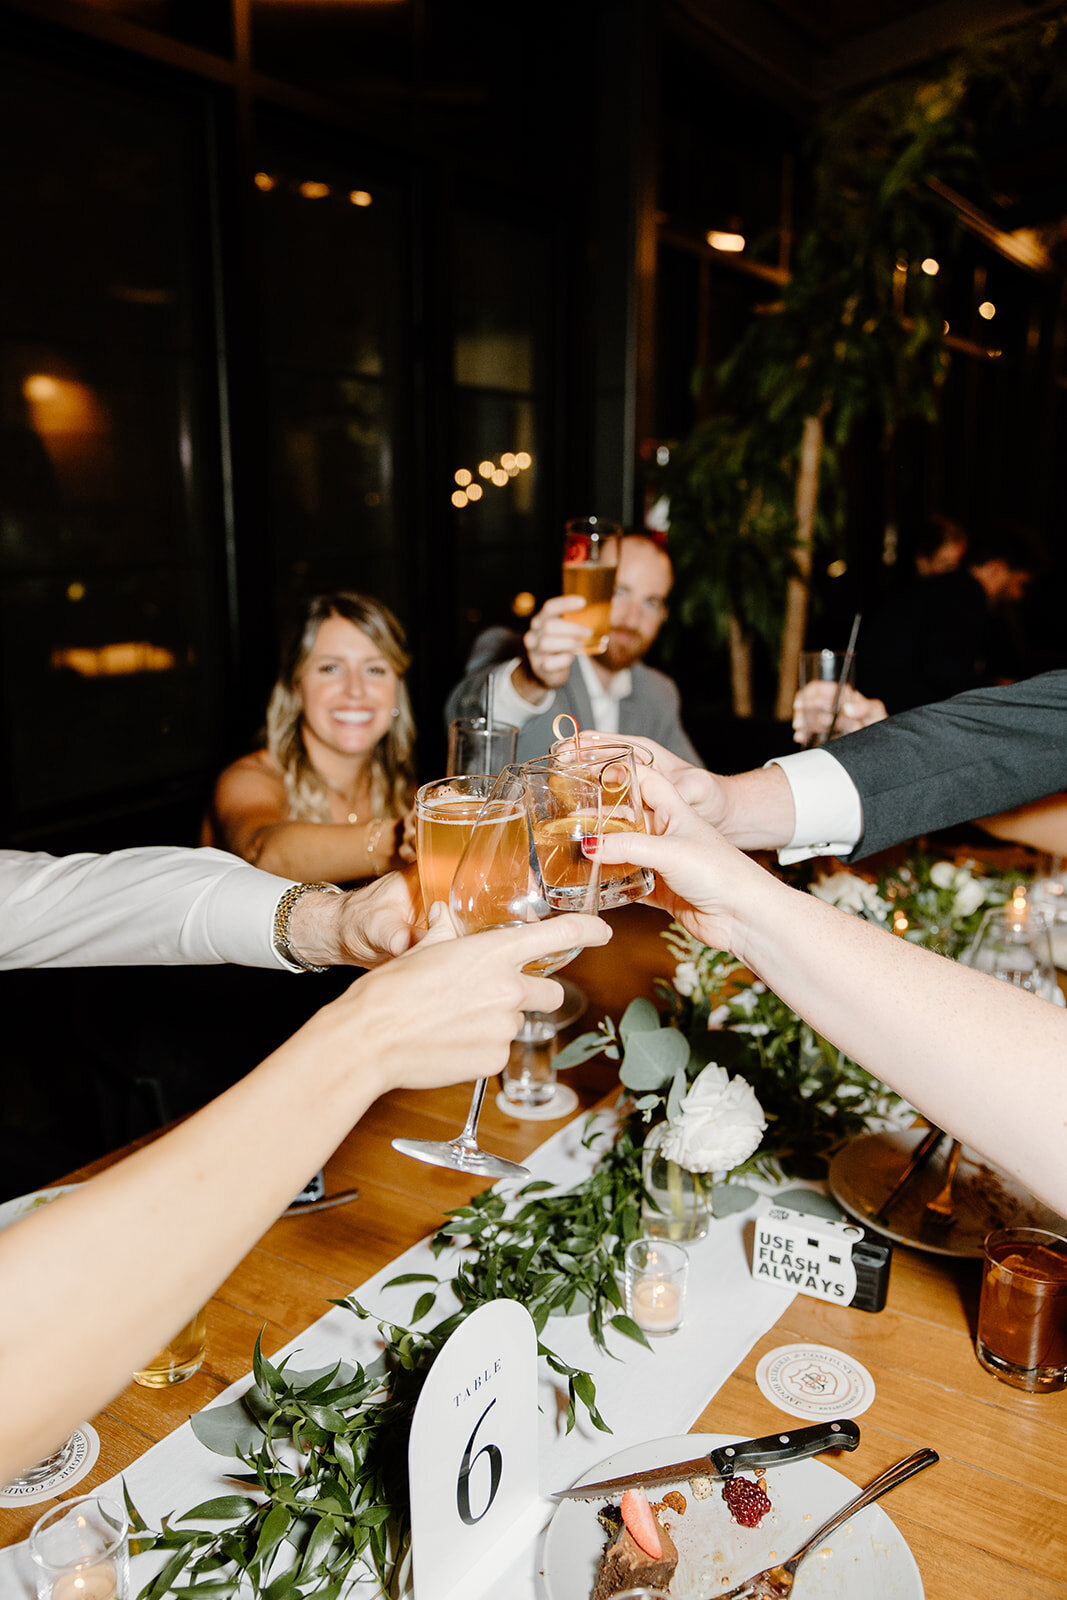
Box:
0 1424 101 1507
755 1343 875 1421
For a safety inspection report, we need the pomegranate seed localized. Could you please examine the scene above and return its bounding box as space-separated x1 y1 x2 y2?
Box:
722 1475 772 1528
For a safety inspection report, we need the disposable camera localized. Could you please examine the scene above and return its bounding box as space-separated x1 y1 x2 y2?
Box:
751 1206 892 1313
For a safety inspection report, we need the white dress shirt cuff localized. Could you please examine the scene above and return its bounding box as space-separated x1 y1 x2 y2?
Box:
767 748 864 863
487 660 554 729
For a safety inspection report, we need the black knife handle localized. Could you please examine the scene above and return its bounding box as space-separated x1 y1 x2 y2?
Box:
708 1418 860 1478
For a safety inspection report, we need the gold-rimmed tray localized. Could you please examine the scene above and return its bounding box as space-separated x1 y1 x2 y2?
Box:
828 1128 1067 1259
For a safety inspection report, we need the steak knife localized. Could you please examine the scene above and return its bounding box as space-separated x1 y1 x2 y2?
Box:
552 1419 861 1499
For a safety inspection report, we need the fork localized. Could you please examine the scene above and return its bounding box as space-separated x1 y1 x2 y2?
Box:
922 1137 963 1226
713 1447 939 1598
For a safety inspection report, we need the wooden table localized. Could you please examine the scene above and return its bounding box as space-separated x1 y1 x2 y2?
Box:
2 902 1065 1597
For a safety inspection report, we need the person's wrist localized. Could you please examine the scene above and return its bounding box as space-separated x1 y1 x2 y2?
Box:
281 883 344 969
723 767 797 851
512 657 550 701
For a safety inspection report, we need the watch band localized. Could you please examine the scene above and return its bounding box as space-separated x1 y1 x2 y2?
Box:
272 881 342 973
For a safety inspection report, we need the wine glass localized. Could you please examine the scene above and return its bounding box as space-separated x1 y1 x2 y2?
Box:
961 900 1060 1002
391 768 602 1178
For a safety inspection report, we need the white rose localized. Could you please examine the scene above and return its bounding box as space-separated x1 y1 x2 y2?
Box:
673 961 700 998
810 871 889 921
660 1062 766 1174
951 880 987 919
929 861 959 890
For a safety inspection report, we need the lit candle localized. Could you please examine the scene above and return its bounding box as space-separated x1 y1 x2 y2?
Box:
51 1562 118 1600
632 1275 681 1331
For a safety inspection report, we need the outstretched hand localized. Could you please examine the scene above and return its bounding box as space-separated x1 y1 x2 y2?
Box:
334 869 422 964
597 733 732 830
590 767 767 957
323 908 611 1094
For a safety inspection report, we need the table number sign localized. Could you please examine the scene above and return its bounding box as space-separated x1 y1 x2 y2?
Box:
407 1299 539 1600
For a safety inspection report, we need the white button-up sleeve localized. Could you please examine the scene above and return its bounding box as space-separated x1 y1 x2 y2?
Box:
768 748 864 863
0 846 299 969
484 659 554 729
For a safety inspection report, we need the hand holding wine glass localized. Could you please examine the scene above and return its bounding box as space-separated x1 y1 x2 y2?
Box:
391 767 603 1178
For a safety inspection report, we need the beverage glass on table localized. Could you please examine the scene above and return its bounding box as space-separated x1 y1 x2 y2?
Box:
29 1493 130 1600
446 715 518 778
132 1304 208 1387
976 1226 1067 1392
962 901 1059 1002
547 734 654 908
624 1237 688 1336
797 648 857 747
562 515 620 655
415 774 497 922
502 1011 558 1107
392 768 601 1177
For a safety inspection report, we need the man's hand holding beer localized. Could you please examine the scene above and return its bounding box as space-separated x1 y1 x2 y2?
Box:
510 594 591 701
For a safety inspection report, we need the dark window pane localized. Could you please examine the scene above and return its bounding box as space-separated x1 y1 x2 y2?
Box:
448 212 550 660
2 571 218 813
254 128 408 618
0 54 224 835
59 0 233 57
268 372 401 612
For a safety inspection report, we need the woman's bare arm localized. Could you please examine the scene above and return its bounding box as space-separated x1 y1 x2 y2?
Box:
0 912 610 1480
208 754 399 882
596 772 1067 1216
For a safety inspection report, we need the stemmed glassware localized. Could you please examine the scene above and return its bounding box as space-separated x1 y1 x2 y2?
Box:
962 900 1060 1002
391 767 602 1179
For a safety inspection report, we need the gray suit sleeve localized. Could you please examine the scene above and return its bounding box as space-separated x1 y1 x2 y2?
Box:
828 671 1067 859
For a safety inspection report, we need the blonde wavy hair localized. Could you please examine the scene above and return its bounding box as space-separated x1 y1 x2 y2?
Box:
266 592 415 824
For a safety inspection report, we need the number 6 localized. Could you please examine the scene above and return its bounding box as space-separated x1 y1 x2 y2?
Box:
456 1398 503 1525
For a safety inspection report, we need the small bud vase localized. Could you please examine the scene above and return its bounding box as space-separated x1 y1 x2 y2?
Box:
641 1123 712 1241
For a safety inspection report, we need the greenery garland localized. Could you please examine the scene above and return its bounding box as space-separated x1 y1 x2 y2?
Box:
128 1122 651 1599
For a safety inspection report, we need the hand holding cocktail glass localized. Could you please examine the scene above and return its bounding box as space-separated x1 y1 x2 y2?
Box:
393 768 603 1178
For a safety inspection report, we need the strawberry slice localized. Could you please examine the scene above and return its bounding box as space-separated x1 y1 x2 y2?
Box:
619 1488 663 1559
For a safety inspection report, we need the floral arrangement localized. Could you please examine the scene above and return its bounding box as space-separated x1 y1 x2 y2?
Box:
560 850 1025 1198
805 852 1021 960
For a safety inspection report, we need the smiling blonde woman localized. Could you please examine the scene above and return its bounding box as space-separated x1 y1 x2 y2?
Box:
203 592 416 885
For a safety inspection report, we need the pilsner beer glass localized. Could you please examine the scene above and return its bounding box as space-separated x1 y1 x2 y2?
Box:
415 774 497 921
562 516 620 655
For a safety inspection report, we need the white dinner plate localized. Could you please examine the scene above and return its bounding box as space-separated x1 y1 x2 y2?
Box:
541 1433 923 1600
0 1184 81 1233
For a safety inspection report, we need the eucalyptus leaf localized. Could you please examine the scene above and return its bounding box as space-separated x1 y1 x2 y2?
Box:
665 1063 689 1123
554 1030 610 1072
707 1182 759 1216
190 1397 268 1458
618 1024 690 1091
618 997 660 1041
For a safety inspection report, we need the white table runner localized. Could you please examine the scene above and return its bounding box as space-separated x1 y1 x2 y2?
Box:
0 1112 795 1598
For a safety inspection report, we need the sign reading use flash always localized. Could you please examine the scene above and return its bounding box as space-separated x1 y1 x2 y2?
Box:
752 1206 892 1313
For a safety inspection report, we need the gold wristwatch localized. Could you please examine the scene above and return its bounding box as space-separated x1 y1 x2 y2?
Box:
272 881 342 973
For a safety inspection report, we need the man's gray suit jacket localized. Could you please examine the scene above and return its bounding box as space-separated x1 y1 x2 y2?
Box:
829 671 1067 859
445 647 703 767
